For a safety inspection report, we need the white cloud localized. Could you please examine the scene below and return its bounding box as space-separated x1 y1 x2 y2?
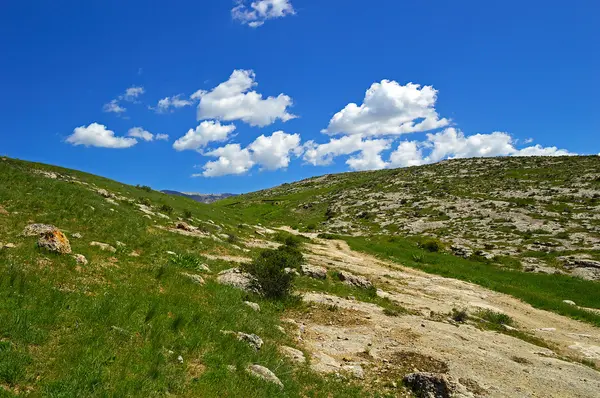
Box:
196 130 302 177
198 144 255 177
388 140 425 168
303 135 391 169
232 0 295 27
123 86 145 102
173 121 237 152
155 134 170 141
127 127 155 142
153 94 193 113
386 128 574 169
66 123 137 149
249 131 301 170
194 69 296 127
103 100 126 114
323 80 449 137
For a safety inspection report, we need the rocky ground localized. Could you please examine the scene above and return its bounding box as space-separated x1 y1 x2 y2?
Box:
281 231 600 397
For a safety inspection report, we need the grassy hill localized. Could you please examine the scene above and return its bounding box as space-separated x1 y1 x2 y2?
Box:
1 155 600 397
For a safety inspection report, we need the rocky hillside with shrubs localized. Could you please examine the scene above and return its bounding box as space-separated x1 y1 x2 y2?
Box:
1 156 600 397
220 156 600 281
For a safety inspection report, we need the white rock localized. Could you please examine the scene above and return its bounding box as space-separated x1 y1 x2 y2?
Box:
246 364 283 388
73 254 88 265
279 346 306 363
244 301 261 312
90 241 116 253
181 272 205 285
301 264 327 279
563 300 576 306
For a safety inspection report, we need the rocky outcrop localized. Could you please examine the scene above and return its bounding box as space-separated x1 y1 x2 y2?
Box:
337 271 372 289
216 268 257 293
246 364 283 388
301 264 327 279
451 244 473 258
22 223 56 236
279 346 306 363
38 229 72 254
403 372 453 398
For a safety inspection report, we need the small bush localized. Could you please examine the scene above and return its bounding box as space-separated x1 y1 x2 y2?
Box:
159 204 174 215
450 308 468 323
305 223 317 231
383 308 400 317
182 210 193 219
242 243 304 299
136 185 153 192
139 197 152 207
169 253 205 271
317 233 339 240
226 234 238 244
475 309 514 326
420 238 443 253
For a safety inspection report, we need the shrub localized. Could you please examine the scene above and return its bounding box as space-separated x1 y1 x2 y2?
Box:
420 238 443 253
136 185 153 192
169 253 204 271
475 309 514 326
450 308 468 323
182 210 193 219
242 243 304 299
139 197 152 207
226 234 238 244
159 204 174 215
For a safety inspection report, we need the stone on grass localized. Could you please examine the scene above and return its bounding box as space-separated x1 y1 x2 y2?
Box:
0 205 9 215
246 364 283 389
403 372 453 398
176 222 194 232
337 271 372 289
72 232 83 239
301 264 327 279
22 223 56 237
73 254 88 265
3 243 16 249
181 272 205 285
221 330 264 351
38 229 72 254
563 300 576 306
217 268 257 293
342 364 364 379
90 241 117 253
244 301 261 312
279 346 306 363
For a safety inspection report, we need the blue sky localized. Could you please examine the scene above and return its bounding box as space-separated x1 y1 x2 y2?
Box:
1 0 598 193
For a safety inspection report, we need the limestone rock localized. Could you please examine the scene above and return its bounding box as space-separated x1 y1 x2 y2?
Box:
246 364 283 388
403 372 453 398
176 222 194 232
38 229 72 254
217 268 257 293
301 264 327 279
279 346 306 363
451 244 473 258
73 254 88 265
563 300 576 306
342 364 364 379
0 205 8 215
90 241 117 253
181 272 205 285
3 243 16 249
337 271 372 289
72 233 83 239
221 330 263 350
244 301 261 312
22 223 56 237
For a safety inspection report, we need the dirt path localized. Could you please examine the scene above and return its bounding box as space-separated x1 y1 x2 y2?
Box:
281 230 600 397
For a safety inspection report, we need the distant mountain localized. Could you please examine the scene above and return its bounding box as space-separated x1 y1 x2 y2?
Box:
161 190 238 204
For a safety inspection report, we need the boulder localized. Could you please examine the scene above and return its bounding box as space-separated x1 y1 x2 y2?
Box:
176 222 194 232
563 300 576 306
221 330 263 350
337 271 372 289
90 241 117 253
279 346 306 363
244 301 261 312
73 254 88 265
403 372 453 398
22 223 56 237
38 229 72 254
246 364 283 388
217 268 257 293
3 243 16 249
451 244 473 258
181 272 205 285
301 264 327 279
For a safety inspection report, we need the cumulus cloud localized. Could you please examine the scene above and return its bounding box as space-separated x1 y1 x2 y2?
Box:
303 135 391 170
173 121 237 152
66 123 137 149
153 94 193 114
123 86 145 102
103 100 126 114
387 128 575 168
249 131 301 170
193 69 296 127
198 144 254 177
232 0 295 27
155 134 170 141
323 80 449 137
127 127 155 142
103 86 145 114
196 131 302 177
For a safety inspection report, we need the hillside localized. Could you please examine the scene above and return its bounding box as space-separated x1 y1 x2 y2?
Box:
218 156 600 281
161 191 238 204
1 156 600 397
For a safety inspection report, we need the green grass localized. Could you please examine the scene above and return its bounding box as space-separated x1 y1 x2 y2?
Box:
340 235 600 327
0 158 374 397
